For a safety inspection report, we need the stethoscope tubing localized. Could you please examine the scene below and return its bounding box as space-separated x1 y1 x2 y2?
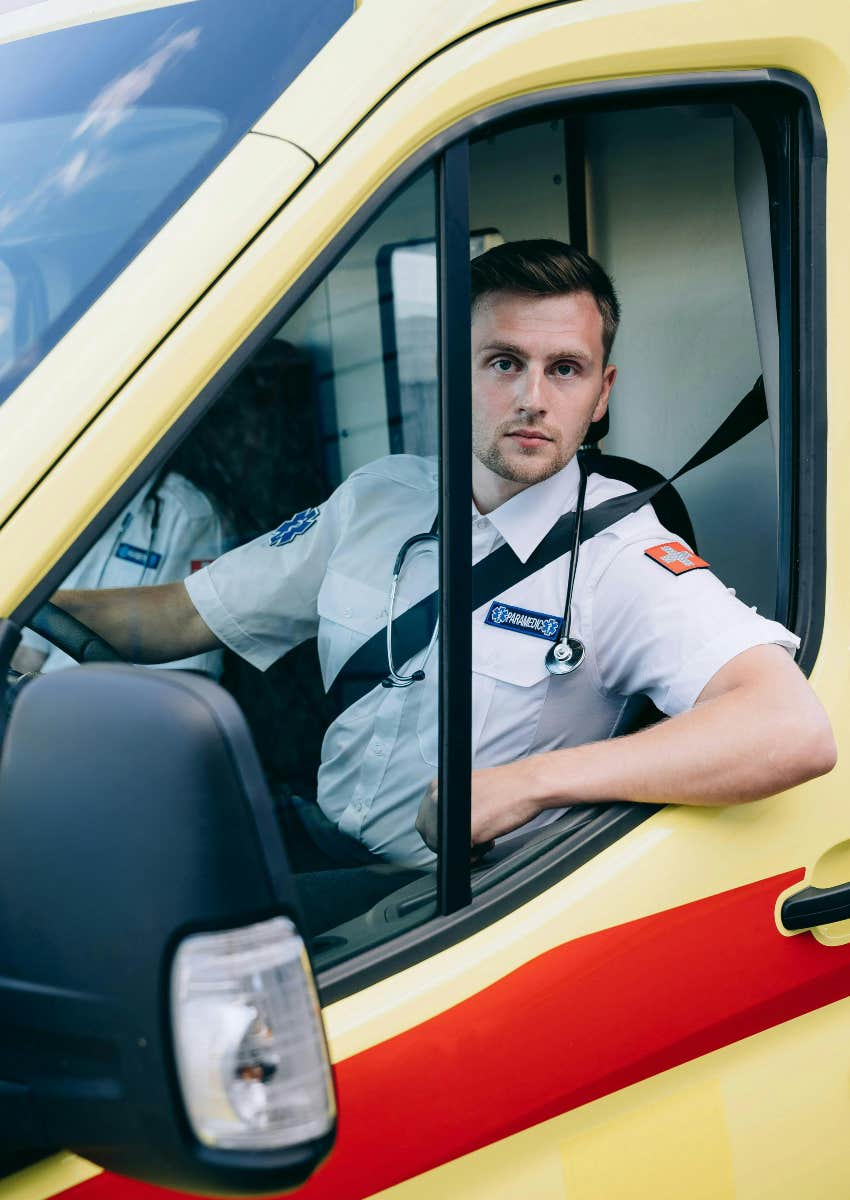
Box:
382 461 590 687
383 530 439 687
94 485 163 590
544 458 588 675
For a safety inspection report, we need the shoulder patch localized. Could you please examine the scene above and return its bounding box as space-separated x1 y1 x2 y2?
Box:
270 507 319 547
644 541 709 575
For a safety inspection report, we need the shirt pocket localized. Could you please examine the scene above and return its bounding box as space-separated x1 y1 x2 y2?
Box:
417 619 554 770
472 617 554 688
316 568 387 690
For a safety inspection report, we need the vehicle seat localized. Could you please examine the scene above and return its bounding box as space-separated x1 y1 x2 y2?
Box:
166 338 334 806
583 447 698 553
583 445 699 737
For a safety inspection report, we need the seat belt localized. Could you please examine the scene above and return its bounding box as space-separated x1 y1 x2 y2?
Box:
335 377 767 708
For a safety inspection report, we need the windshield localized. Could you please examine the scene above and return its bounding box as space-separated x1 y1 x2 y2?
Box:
0 0 350 403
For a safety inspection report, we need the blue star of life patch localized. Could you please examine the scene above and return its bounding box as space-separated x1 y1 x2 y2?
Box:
269 506 319 547
484 601 563 641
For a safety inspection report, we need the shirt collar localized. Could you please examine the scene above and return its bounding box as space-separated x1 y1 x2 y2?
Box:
477 457 582 564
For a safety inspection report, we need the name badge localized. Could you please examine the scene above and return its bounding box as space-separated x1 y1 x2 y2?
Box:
485 602 562 641
116 542 162 570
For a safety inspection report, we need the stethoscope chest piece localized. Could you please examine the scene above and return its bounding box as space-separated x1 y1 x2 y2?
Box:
545 636 585 676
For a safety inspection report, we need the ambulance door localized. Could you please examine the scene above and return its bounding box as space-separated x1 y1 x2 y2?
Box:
287 73 845 1200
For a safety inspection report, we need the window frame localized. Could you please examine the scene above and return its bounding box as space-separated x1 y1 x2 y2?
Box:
436 140 474 915
9 69 826 1006
376 225 501 456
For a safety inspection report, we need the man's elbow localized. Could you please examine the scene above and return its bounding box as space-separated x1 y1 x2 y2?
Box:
782 705 837 787
805 712 838 779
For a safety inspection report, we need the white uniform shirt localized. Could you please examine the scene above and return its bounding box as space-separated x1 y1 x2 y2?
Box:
23 472 225 677
186 454 798 866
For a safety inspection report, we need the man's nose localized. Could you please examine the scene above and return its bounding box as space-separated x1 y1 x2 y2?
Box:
517 365 547 415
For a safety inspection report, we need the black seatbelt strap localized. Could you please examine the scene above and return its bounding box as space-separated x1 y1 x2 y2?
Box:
335 377 767 708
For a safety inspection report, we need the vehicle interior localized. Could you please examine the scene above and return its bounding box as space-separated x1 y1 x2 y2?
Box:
7 94 793 980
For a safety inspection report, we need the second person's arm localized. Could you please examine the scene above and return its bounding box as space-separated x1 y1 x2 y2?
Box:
54 581 221 663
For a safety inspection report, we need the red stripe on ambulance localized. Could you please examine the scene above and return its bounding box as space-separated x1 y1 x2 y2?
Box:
59 869 850 1200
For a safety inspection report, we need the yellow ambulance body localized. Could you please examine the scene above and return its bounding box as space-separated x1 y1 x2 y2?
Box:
0 1 848 1197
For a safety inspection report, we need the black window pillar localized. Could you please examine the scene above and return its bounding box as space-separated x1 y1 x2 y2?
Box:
563 115 588 252
437 139 472 915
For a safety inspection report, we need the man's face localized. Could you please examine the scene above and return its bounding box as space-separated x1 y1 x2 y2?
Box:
471 290 616 507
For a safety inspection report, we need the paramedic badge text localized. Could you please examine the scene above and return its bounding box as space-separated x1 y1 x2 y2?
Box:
485 602 563 641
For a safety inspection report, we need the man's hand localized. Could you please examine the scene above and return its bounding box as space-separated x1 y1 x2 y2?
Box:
416 766 540 854
415 779 440 852
10 644 47 674
469 763 541 845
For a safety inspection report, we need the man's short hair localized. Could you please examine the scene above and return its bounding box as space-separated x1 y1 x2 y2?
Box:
470 239 621 363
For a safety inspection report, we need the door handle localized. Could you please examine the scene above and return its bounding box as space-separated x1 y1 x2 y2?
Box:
781 882 850 931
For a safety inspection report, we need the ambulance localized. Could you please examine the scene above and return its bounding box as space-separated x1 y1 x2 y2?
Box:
0 0 847 1197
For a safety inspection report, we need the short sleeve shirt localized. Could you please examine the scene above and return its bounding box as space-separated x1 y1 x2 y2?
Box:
185 454 798 866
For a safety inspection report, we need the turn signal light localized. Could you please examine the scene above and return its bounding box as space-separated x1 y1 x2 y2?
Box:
171 916 335 1151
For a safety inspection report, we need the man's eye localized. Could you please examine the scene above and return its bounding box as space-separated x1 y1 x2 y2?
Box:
555 363 575 377
493 358 514 372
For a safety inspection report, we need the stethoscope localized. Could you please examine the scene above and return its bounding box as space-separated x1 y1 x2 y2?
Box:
381 460 588 687
95 475 164 589
382 520 439 688
544 458 587 676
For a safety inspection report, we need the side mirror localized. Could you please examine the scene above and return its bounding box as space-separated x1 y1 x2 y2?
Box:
0 666 335 1195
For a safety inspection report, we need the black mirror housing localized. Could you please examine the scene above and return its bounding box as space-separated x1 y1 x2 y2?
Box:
0 665 334 1195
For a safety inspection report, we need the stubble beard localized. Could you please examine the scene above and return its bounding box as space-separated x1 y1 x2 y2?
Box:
472 417 588 487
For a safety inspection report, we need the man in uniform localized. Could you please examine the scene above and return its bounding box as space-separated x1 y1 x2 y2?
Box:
52 241 836 866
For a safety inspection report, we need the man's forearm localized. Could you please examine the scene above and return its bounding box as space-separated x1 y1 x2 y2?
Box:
527 682 831 810
469 645 837 846
54 582 220 663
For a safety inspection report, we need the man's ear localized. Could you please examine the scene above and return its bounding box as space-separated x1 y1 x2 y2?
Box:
592 363 616 422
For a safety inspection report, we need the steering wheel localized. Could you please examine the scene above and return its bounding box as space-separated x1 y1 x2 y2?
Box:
25 601 125 664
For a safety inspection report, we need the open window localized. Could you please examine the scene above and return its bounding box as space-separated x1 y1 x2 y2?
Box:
10 74 824 1000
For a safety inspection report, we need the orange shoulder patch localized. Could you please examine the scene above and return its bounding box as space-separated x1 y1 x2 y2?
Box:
644 541 709 575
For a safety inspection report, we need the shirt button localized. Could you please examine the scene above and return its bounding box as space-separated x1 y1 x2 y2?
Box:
372 742 384 756
343 606 352 618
